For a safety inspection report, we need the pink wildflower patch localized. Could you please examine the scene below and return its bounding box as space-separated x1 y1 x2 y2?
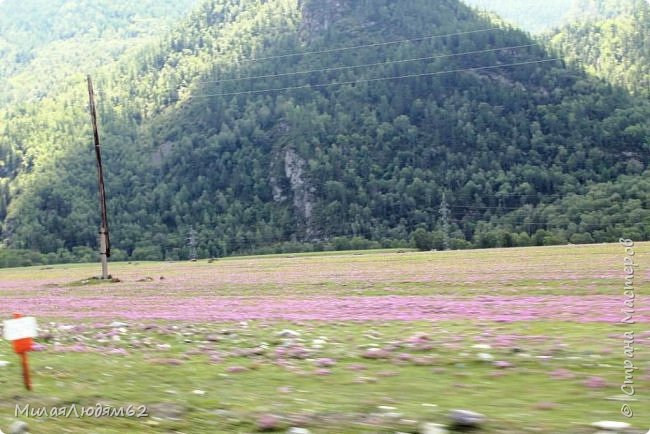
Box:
583 376 607 389
314 358 336 368
549 369 575 380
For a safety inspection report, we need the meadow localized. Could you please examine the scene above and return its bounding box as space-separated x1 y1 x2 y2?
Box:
0 243 649 433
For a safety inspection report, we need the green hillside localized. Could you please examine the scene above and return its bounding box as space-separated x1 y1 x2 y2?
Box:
0 0 199 105
0 0 649 265
462 0 642 33
461 0 571 33
548 0 650 97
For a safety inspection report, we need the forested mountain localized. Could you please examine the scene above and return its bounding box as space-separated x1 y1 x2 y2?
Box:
0 0 199 105
461 0 643 33
548 0 650 97
0 0 649 265
461 0 571 33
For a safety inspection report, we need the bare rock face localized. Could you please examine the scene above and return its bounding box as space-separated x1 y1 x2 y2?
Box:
298 0 347 42
284 148 315 237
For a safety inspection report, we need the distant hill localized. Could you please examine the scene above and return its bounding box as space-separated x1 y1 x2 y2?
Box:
0 0 199 105
0 0 648 264
548 0 650 97
462 0 644 33
462 0 571 33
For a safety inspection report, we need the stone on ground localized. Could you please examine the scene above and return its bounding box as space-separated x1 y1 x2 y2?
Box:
419 422 449 434
449 409 486 428
287 428 311 434
9 421 28 434
591 420 631 431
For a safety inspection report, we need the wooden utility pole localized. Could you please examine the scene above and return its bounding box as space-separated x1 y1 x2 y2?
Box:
87 75 111 279
439 192 450 251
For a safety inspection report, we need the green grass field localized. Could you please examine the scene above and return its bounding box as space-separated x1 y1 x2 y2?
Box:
1 243 649 433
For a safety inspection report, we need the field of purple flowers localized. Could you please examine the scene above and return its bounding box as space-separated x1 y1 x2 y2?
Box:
0 243 649 433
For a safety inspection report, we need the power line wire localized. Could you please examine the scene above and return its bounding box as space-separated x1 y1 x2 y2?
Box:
231 27 503 65
188 58 561 99
196 44 538 86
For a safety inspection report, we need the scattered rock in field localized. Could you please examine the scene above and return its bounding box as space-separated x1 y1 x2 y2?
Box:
354 376 377 384
212 409 235 418
109 321 128 328
148 403 185 420
287 428 311 434
0 360 10 368
449 409 486 429
400 419 418 427
477 353 494 362
419 422 448 434
9 421 28 434
137 277 154 282
277 329 301 338
472 344 491 350
192 390 206 396
590 421 631 431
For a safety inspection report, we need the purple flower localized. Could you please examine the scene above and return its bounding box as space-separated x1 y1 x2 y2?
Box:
257 414 280 431
314 358 336 368
362 349 390 359
583 376 607 389
347 364 367 371
549 369 575 380
108 348 129 356
31 343 47 352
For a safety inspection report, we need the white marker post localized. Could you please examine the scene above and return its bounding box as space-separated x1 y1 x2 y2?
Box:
3 314 37 390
